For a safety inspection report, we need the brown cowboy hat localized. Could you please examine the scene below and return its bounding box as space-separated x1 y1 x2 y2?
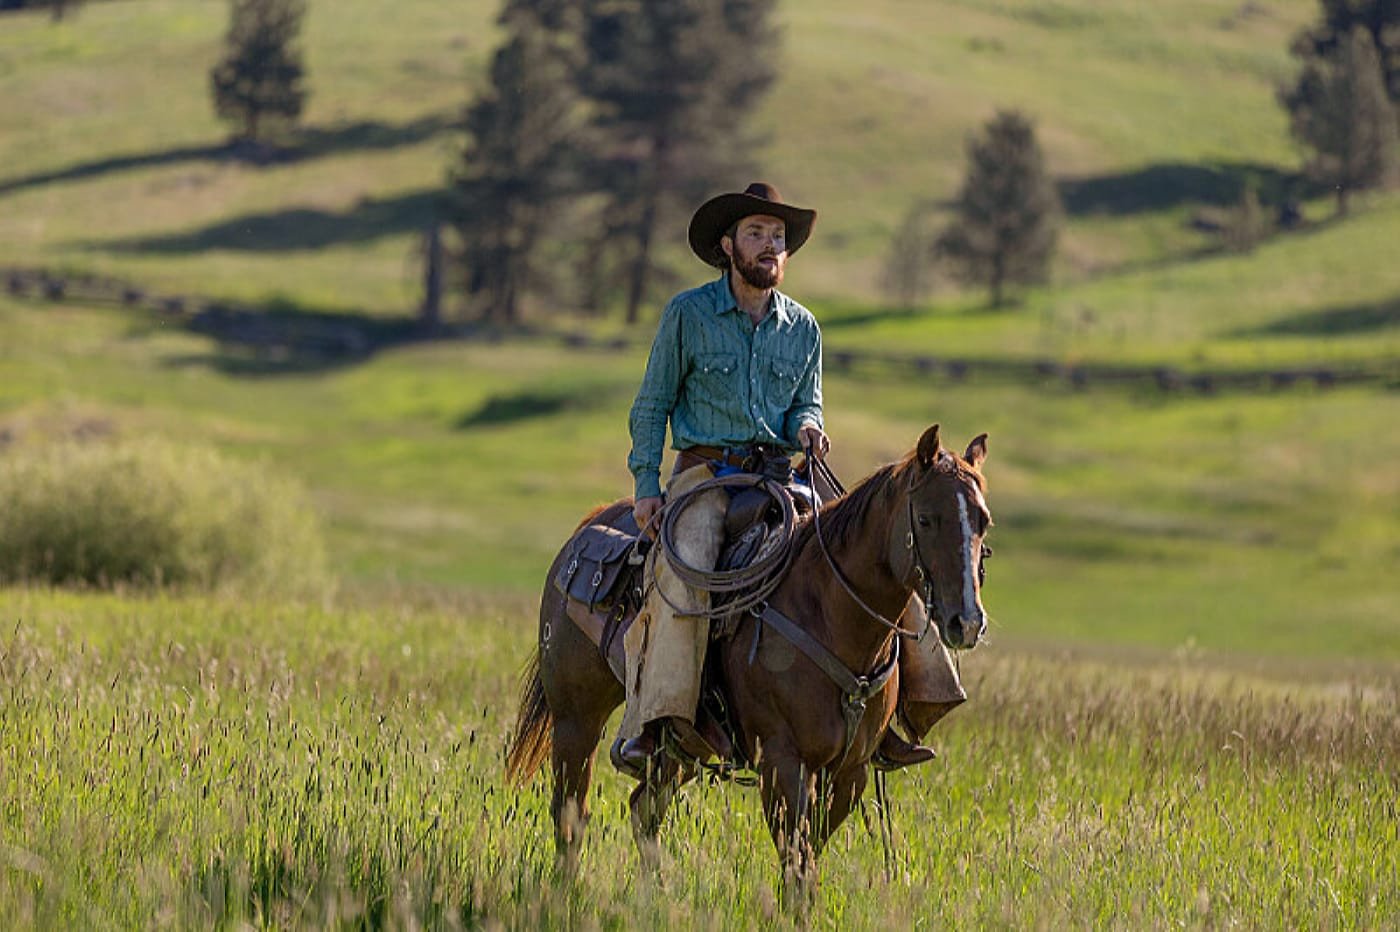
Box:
687 182 817 268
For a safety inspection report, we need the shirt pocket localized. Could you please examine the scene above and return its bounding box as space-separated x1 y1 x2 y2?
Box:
694 352 739 385
769 356 805 393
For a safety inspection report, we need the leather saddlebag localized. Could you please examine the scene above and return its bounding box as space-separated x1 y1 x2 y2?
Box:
553 523 641 612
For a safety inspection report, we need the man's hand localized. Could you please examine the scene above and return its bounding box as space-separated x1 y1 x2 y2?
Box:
798 425 830 461
633 495 664 538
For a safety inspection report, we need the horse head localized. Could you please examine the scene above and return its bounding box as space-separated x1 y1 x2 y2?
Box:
902 424 992 651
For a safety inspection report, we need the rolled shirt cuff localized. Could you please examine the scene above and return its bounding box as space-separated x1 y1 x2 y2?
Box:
633 470 663 501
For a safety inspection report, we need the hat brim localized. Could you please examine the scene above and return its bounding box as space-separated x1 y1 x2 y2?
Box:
688 193 817 268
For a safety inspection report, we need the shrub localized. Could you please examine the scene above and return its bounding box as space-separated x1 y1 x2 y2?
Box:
0 438 330 596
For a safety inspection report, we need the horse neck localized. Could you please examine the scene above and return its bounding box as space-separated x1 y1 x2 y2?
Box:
811 485 913 668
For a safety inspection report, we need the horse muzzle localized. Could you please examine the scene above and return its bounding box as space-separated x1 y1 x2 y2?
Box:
938 608 986 651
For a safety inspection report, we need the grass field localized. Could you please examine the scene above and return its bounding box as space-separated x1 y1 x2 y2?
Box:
2 590 1396 927
2 0 1399 925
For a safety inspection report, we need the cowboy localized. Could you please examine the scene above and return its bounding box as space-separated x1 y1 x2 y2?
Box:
616 182 965 775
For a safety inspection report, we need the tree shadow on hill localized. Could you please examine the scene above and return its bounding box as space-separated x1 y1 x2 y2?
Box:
1229 296 1400 338
99 189 443 253
1057 161 1307 216
457 384 628 429
155 297 424 376
0 114 455 199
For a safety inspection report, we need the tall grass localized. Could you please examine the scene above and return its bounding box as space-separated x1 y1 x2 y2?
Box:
0 590 1394 927
0 438 329 597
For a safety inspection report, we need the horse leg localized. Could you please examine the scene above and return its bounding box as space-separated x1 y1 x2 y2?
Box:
540 585 622 877
758 749 821 912
628 755 686 875
812 766 868 858
550 710 611 878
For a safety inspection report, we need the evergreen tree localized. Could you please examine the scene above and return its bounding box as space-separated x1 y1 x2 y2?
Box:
1282 27 1398 216
210 0 308 149
882 201 942 310
935 110 1061 308
45 0 80 20
447 5 587 326
576 0 778 324
1289 0 1400 109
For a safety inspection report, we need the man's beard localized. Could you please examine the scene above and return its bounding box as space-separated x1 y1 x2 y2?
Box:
734 249 783 290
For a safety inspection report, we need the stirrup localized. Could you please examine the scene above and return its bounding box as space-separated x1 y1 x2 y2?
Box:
610 735 657 780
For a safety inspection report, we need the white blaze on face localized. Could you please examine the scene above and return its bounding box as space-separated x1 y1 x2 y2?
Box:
956 488 983 621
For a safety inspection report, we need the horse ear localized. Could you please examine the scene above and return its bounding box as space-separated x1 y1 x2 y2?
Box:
964 433 988 470
916 424 941 469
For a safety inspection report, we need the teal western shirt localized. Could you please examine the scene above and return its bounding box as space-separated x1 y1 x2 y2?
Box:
627 275 823 500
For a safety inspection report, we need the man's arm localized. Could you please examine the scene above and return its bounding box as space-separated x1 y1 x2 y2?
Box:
627 299 685 502
783 329 824 455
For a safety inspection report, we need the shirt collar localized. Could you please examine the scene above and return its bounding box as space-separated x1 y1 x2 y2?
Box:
708 273 792 325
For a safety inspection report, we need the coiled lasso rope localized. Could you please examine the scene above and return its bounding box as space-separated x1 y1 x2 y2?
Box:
653 472 800 619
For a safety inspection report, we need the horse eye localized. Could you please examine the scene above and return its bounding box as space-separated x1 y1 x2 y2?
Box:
916 514 931 528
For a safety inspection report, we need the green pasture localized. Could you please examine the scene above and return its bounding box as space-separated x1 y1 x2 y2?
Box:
2 293 1397 664
1 590 1396 927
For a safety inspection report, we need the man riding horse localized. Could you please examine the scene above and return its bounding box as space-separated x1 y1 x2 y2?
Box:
616 182 967 776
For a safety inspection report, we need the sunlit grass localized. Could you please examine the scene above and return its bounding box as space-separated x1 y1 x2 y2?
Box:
0 589 1394 926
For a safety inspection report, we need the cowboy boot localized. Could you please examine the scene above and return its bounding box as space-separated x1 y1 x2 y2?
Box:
613 721 663 779
872 727 936 772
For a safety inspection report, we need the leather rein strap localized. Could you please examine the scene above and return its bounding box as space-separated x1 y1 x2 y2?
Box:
810 457 937 641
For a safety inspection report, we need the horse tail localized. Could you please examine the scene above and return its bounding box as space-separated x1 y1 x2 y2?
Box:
505 649 552 784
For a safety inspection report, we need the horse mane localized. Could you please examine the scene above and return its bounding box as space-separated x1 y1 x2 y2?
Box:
796 454 916 551
797 447 987 550
573 501 619 533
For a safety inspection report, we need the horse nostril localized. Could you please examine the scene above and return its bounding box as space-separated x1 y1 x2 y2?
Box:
944 613 964 648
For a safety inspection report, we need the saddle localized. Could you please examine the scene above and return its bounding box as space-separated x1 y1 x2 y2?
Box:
552 460 820 683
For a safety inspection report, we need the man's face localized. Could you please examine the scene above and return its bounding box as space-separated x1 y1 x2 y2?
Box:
723 214 787 290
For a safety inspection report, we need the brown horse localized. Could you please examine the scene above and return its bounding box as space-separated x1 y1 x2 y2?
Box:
506 424 991 898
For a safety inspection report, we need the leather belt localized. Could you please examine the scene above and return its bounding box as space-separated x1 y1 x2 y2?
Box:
675 444 749 475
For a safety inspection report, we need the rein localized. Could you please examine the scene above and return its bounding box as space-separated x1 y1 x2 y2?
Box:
810 457 938 641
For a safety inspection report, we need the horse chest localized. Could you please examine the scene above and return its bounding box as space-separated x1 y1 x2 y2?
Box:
756 628 796 673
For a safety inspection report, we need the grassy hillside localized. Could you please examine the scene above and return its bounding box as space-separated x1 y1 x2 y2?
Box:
6 0 1393 308
3 294 1396 664
2 0 1397 664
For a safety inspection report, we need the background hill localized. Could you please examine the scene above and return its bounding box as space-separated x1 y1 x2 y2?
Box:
2 0 1397 665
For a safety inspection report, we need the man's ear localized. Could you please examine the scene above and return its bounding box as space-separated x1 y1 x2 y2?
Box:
720 235 735 261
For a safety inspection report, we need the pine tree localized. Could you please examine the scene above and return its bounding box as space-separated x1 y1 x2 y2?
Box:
1289 0 1400 109
209 0 308 149
882 202 942 309
46 0 81 21
935 110 1061 308
1282 27 1398 216
447 5 587 326
576 0 778 324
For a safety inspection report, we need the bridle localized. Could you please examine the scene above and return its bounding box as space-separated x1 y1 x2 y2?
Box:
810 456 988 643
